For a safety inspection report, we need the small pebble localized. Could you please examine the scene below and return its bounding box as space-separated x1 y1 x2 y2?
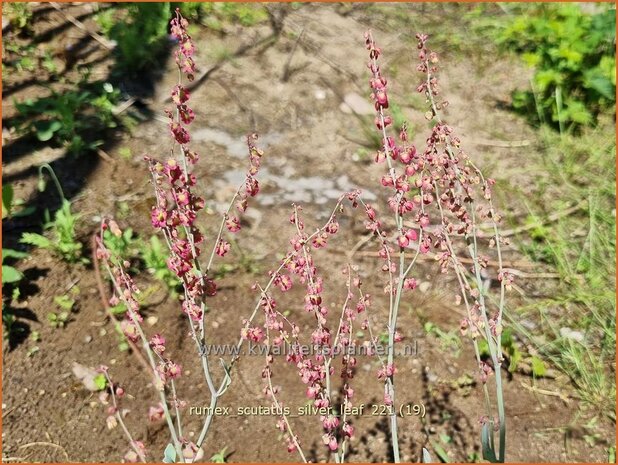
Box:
85 335 92 343
419 281 431 293
559 327 584 343
340 93 374 115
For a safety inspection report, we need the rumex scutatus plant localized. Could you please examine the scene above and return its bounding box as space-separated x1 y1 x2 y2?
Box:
95 10 266 462
244 32 510 463
95 11 510 463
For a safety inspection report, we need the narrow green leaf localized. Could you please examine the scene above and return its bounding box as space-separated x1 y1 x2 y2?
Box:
481 423 498 463
430 441 450 463
20 232 52 249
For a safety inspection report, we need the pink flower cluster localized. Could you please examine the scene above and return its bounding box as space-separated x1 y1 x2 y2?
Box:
146 11 263 329
365 31 428 245
170 9 196 80
365 31 511 389
146 151 215 304
248 195 370 455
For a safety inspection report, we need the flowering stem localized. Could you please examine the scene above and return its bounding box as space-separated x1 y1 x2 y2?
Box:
204 185 244 276
170 379 183 438
264 330 308 462
424 67 507 459
192 226 328 454
104 261 184 461
103 372 146 463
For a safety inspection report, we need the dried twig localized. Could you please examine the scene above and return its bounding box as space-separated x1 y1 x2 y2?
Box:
282 27 305 82
470 138 531 148
96 149 116 164
491 199 588 238
340 247 537 269
49 3 115 50
18 442 69 462
519 381 570 405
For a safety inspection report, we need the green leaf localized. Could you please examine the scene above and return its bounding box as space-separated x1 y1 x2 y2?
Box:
2 185 14 219
20 232 52 249
584 73 615 100
2 265 23 284
34 120 62 142
110 303 127 315
530 356 547 377
210 447 227 464
93 373 107 391
54 295 75 311
477 339 490 358
163 443 177 463
3 248 29 262
508 346 522 373
430 441 450 463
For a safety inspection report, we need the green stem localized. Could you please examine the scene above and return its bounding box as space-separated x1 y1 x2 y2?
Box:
38 163 65 202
